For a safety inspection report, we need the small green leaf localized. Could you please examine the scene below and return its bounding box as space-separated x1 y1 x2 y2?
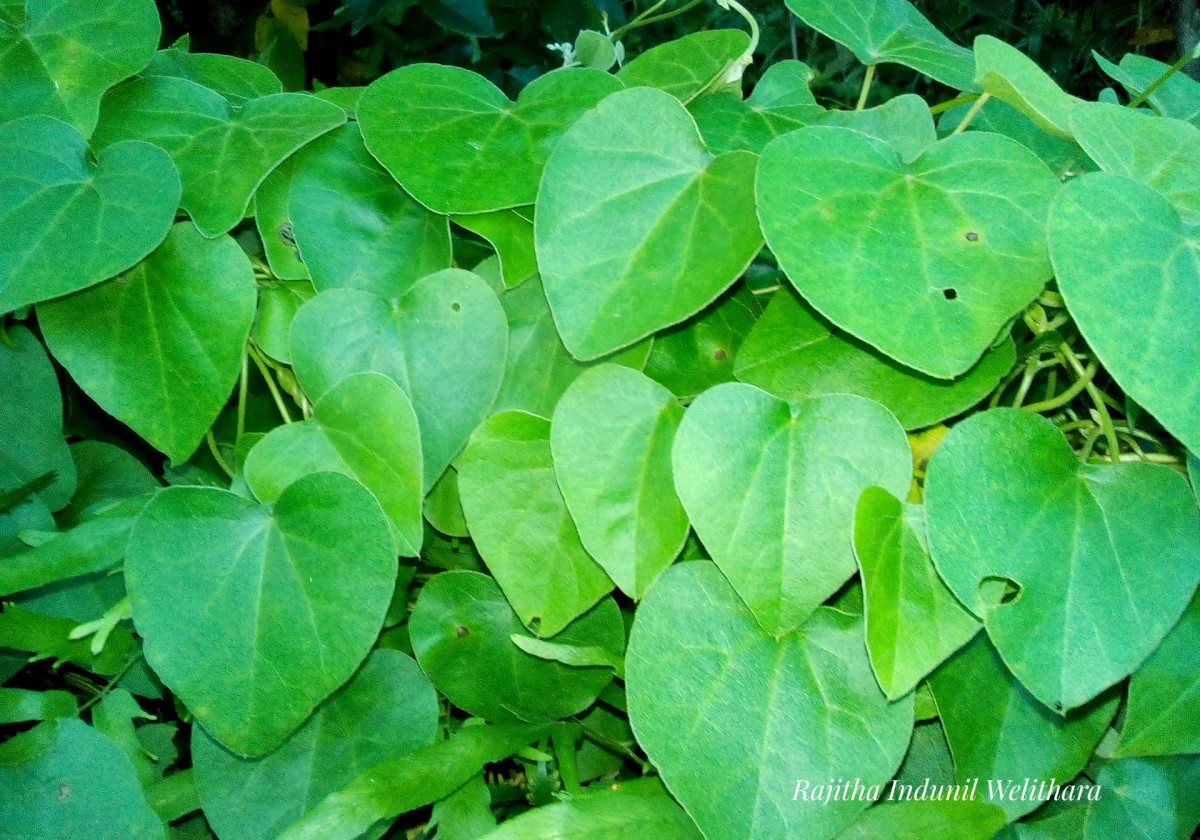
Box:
0 0 160 132
0 116 180 314
244 372 423 556
758 125 1057 378
784 0 975 90
1050 173 1200 454
550 365 688 599
618 30 750 103
925 408 1200 711
0 719 165 839
289 270 507 489
252 281 315 363
973 35 1081 137
93 76 346 237
142 47 283 103
537 87 763 360
457 411 613 636
359 64 622 214
0 324 76 510
689 60 823 154
289 124 452 298
1116 592 1200 757
451 208 537 289
193 650 439 840
929 635 1118 820
39 223 257 463
672 384 911 637
819 93 936 163
126 472 397 756
626 562 913 840
854 486 980 699
734 287 1014 430
574 29 617 71
409 570 622 721
277 723 551 840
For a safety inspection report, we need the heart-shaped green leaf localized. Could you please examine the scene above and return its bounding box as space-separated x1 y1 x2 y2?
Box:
973 35 1081 138
193 650 438 840
854 486 980 699
0 0 160 133
358 64 622 214
1050 173 1200 453
126 472 396 756
1069 103 1200 224
734 287 1015 430
39 223 257 463
142 47 283 103
689 59 823 154
758 126 1057 378
672 383 911 637
784 0 975 90
929 635 1118 820
925 408 1200 711
617 29 750 103
0 325 76 512
0 116 180 314
626 562 914 840
0 718 164 839
409 570 622 722
457 411 613 637
244 373 423 557
550 365 689 599
538 87 763 360
1115 592 1200 758
93 76 345 237
289 270 507 489
288 124 452 298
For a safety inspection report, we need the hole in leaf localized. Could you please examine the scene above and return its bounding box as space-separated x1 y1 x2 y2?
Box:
451 302 461 312
1054 701 1064 712
713 349 728 362
942 288 958 300
965 231 979 242
455 624 469 638
979 575 1020 608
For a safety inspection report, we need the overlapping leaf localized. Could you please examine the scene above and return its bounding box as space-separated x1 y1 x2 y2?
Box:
688 59 823 154
973 35 1081 137
617 29 750 103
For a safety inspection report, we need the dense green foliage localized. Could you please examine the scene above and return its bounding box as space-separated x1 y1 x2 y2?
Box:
1 0 1198 838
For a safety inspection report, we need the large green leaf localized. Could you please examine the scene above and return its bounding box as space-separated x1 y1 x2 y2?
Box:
0 116 180 314
358 64 621 214
550 365 689 599
973 35 1081 138
1116 592 1200 757
924 408 1200 711
837 800 1005 839
1069 103 1200 224
1050 175 1200 453
288 124 451 298
93 76 345 237
672 383 911 637
478 778 702 840
457 411 613 636
626 562 913 840
244 373 423 556
734 287 1015 430
39 223 257 463
0 719 164 839
277 723 550 840
784 0 974 90
689 59 822 155
0 324 76 511
758 125 1057 378
1056 175 1200 456
125 472 396 756
408 570 621 722
289 270 507 489
193 651 439 840
928 635 1118 820
1085 757 1200 840
853 486 980 700
618 30 750 103
537 87 762 360
0 0 160 132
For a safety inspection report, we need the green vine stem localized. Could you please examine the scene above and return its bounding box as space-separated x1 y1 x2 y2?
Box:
950 92 991 135
1127 47 1198 109
1060 342 1121 460
247 344 294 425
610 0 704 39
929 92 979 115
236 347 249 444
715 0 760 84
855 64 875 110
205 430 235 478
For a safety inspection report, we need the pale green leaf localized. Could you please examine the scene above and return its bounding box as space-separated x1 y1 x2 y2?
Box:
142 47 283 103
973 34 1081 137
617 29 750 103
688 60 823 154
818 93 935 163
1093 52 1200 125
